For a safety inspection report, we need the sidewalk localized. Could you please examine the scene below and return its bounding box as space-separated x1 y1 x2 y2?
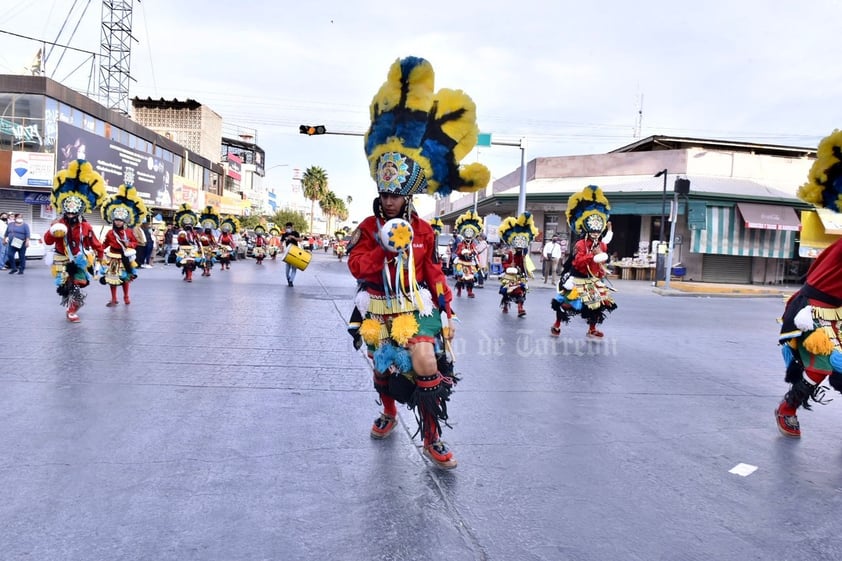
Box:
490 274 799 298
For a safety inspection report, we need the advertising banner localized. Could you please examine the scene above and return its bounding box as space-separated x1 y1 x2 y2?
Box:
10 152 55 187
173 175 200 208
57 121 174 209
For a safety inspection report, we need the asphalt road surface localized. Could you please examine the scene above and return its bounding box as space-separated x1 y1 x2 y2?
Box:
2 250 840 561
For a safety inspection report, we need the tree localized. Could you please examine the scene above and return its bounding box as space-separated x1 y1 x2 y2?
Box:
319 191 342 233
301 166 328 234
270 209 308 233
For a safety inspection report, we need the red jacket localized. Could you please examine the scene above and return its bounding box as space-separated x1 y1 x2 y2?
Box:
572 238 607 278
349 214 453 315
44 218 104 260
103 227 138 253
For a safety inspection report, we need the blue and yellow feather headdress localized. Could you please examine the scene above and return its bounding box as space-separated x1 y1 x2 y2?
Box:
364 56 491 197
199 205 220 230
220 215 240 234
566 185 611 236
51 159 107 215
498 212 538 247
174 203 198 229
429 217 444 234
798 130 842 211
455 210 484 239
101 183 148 227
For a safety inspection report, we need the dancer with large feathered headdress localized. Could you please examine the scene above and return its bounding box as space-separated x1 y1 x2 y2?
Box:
347 56 490 469
452 210 484 298
497 212 538 317
100 183 147 306
43 159 107 322
776 130 842 438
561 185 617 339
173 203 201 282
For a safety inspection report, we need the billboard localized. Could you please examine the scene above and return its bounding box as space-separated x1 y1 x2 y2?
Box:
10 152 55 187
57 121 174 209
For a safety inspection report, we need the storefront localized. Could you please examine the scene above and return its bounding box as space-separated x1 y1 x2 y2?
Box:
690 203 800 284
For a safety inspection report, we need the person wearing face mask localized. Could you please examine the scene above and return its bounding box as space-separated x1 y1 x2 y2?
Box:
4 213 30 274
0 212 8 270
346 56 490 469
100 183 146 306
280 222 301 286
564 185 618 339
44 160 106 322
497 213 538 317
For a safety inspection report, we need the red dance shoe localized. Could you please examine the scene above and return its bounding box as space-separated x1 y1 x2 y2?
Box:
423 440 457 470
775 402 801 438
370 413 397 439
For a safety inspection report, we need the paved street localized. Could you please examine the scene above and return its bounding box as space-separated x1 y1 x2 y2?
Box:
2 251 842 561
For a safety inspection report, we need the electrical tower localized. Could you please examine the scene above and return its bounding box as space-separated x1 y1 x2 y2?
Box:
98 1 136 115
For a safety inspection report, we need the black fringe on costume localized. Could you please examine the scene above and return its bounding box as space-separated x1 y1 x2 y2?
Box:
828 371 842 394
783 377 827 411
58 283 85 310
407 369 459 440
580 302 617 325
550 299 574 324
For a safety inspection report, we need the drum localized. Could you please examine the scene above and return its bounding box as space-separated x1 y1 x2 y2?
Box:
283 245 312 271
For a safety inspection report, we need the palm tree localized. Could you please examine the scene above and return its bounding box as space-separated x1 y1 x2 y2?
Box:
320 191 341 233
302 166 329 234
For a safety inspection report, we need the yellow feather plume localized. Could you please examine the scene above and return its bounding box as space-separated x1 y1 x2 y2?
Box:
803 328 834 356
360 318 383 346
390 313 419 346
459 163 491 192
435 89 479 161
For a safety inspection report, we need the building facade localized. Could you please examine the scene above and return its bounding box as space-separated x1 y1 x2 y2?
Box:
435 136 827 284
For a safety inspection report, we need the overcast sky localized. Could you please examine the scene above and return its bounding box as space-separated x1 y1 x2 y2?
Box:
2 0 842 221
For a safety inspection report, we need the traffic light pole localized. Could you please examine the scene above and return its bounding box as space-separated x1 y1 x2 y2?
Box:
490 137 528 216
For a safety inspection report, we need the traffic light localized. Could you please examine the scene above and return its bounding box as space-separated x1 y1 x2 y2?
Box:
299 125 326 136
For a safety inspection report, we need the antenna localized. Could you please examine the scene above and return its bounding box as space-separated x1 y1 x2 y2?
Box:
633 92 644 138
98 0 137 115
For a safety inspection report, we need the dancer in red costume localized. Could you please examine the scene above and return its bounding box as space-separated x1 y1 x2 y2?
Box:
252 225 267 265
497 212 538 317
776 130 842 438
267 227 283 260
217 215 240 271
565 185 618 339
173 204 201 283
452 210 483 299
100 183 146 306
44 159 106 323
198 206 220 277
347 56 490 469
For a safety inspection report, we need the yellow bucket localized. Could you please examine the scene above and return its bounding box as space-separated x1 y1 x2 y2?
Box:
283 245 312 271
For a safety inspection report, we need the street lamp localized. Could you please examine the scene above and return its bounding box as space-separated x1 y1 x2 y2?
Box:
654 168 668 283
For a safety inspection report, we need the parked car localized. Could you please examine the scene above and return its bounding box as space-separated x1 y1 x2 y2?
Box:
25 234 46 259
437 233 454 274
231 234 247 260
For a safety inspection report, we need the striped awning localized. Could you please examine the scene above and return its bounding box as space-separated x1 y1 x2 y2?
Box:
691 206 796 258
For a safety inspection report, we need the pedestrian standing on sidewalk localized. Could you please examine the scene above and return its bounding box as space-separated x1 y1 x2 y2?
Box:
162 224 174 266
347 55 490 469
542 234 563 285
0 212 8 269
474 232 489 288
776 129 842 438
44 159 106 322
5 213 30 274
133 221 148 268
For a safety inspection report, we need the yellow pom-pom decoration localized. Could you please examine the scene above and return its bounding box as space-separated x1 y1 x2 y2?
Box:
803 328 834 356
390 313 419 346
359 318 383 346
